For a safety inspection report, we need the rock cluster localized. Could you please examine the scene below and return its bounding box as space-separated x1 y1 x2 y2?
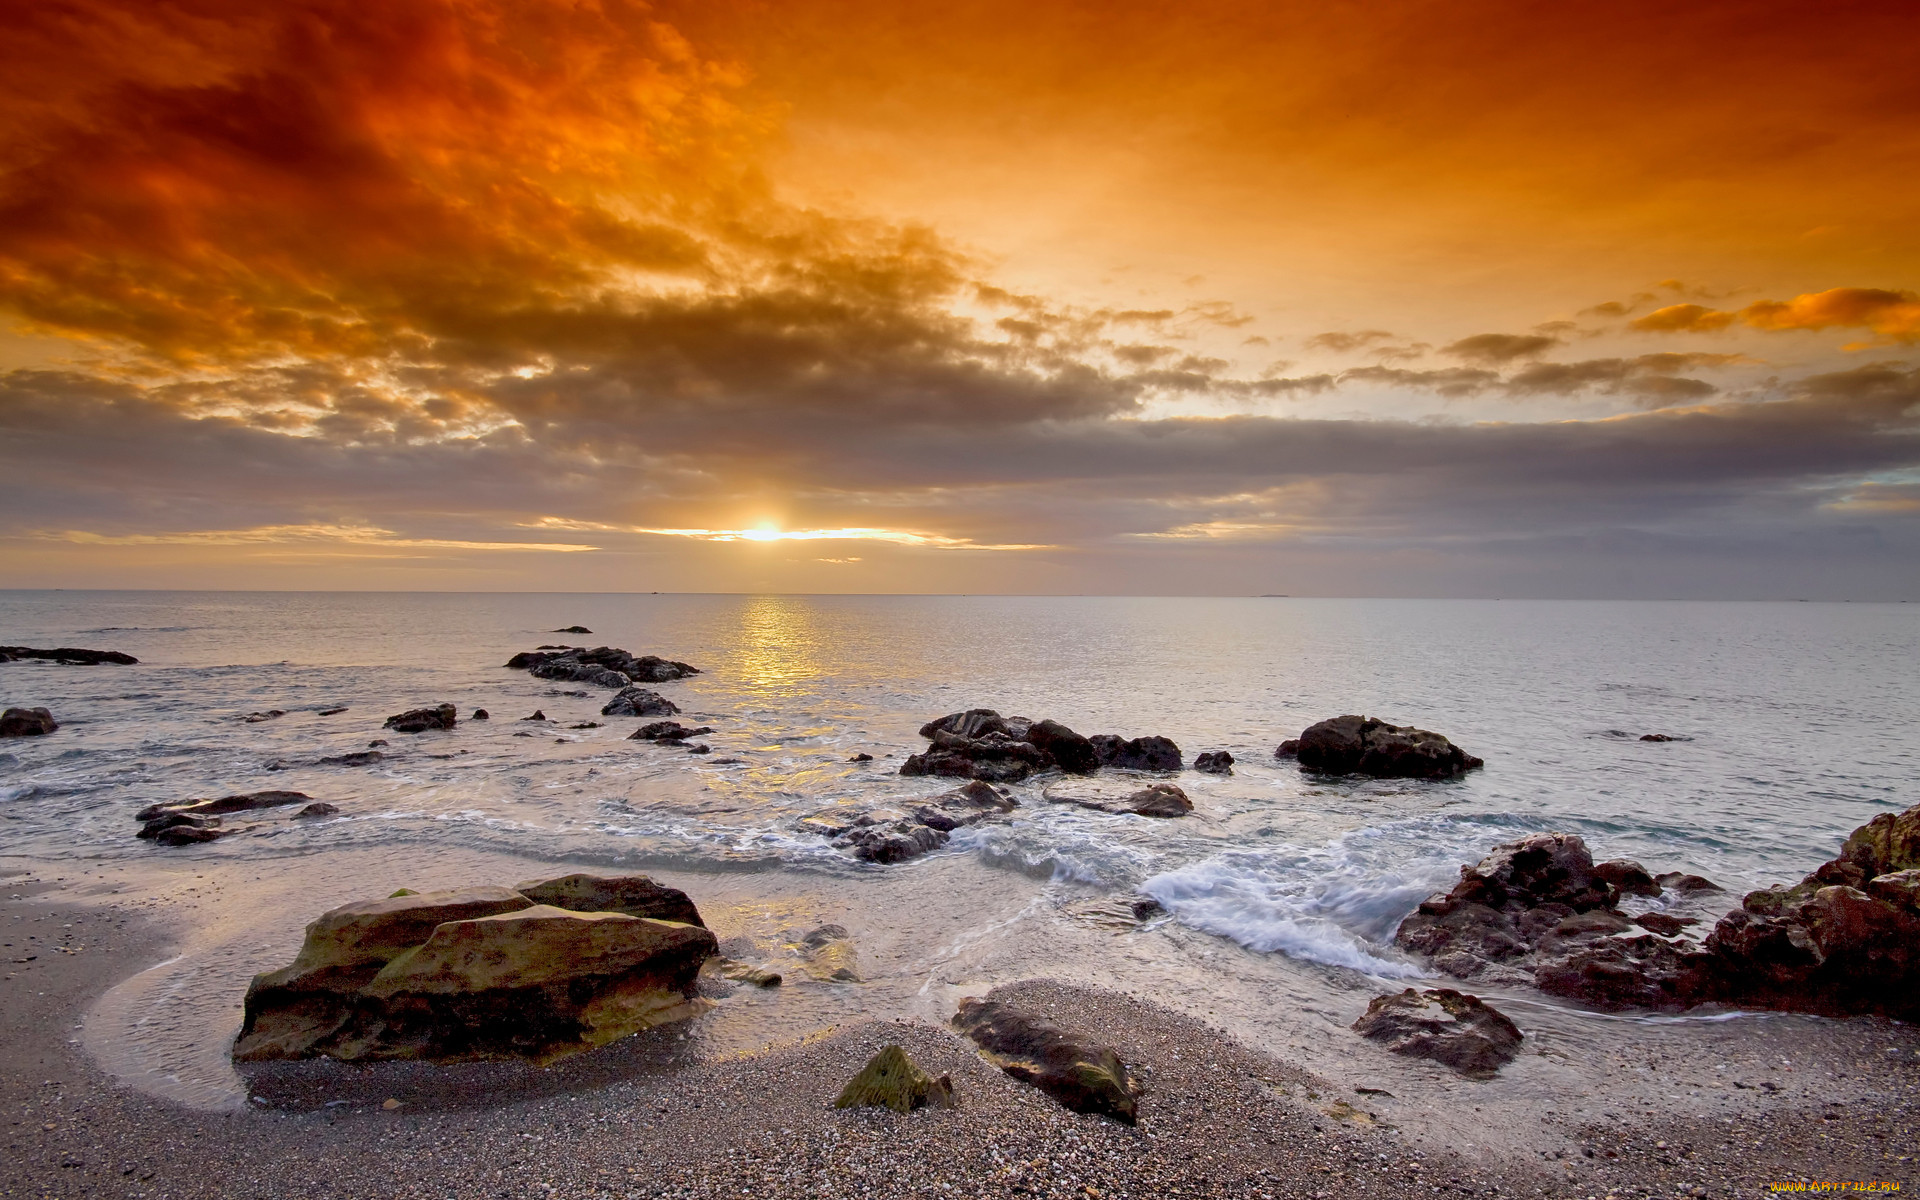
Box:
1397 802 1920 1021
1193 750 1234 774
0 645 138 665
0 706 57 737
834 1044 956 1113
806 780 1019 863
506 646 699 688
900 709 1180 783
1278 715 1482 779
1351 987 1522 1078
233 874 717 1064
384 704 457 733
628 720 714 742
602 686 680 717
952 993 1138 1123
134 790 316 845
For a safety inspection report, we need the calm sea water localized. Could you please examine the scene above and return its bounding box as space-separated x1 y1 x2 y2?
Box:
3 591 1916 1108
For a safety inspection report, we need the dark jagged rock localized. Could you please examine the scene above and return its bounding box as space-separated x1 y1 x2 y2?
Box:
136 791 313 821
1130 897 1165 920
835 1045 956 1113
1352 988 1522 1079
628 721 714 742
233 886 716 1064
1631 912 1698 936
829 780 1018 864
1288 714 1481 779
602 686 679 717
1193 750 1234 774
0 707 58 737
383 704 457 733
1592 858 1661 897
295 802 339 818
553 625 593 634
1026 719 1099 774
1639 733 1678 742
952 993 1138 1123
514 873 705 926
0 646 137 665
1089 734 1182 772
848 752 874 762
520 710 548 721
1275 738 1300 757
1533 919 1717 1010
471 709 489 720
506 646 699 688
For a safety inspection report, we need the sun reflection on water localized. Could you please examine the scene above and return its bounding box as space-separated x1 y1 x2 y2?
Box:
730 595 825 699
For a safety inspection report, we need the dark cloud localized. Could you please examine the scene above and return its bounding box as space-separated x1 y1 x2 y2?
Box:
1442 333 1561 364
1305 330 1395 353
1339 365 1500 397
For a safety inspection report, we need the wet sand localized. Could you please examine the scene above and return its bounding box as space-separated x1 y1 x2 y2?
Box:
4 877 1917 1200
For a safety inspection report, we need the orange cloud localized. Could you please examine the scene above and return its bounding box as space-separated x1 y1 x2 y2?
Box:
1632 288 1920 342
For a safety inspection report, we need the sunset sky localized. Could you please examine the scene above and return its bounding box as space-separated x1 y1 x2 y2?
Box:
3 0 1917 596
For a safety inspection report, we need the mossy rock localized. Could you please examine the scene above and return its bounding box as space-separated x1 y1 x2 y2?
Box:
834 1044 955 1113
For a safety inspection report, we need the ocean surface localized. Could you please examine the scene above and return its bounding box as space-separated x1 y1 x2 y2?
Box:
3 591 1917 1110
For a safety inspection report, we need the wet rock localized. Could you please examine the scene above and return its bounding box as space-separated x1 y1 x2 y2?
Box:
318 707 348 716
799 925 861 982
1089 733 1182 772
383 704 457 733
716 958 782 987
1639 733 1681 742
294 802 340 818
234 886 714 1063
901 710 1111 782
1026 719 1099 775
138 812 226 842
1867 868 1920 912
1631 912 1699 936
0 646 138 665
242 710 286 724
830 780 1018 864
471 709 489 720
835 1045 956 1113
1655 871 1722 893
1288 714 1482 779
627 721 714 742
514 873 705 926
1130 896 1165 920
1055 782 1193 818
1593 858 1662 897
0 706 58 737
848 752 874 762
1193 750 1234 774
686 743 710 754
314 750 383 767
136 791 313 821
552 625 593 634
368 739 388 748
1534 917 1717 1010
520 710 548 722
505 646 699 688
952 994 1138 1123
601 686 679 717
1351 988 1522 1079
1274 738 1300 757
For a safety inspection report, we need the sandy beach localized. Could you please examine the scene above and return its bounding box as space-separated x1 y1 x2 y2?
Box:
5 869 1915 1200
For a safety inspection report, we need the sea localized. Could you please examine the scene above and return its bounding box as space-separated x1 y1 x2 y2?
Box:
2 591 1916 1115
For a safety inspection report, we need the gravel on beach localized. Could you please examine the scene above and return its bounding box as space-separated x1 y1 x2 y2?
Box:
3 884 1916 1200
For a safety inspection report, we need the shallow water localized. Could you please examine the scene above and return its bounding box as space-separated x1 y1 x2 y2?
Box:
3 591 1916 1112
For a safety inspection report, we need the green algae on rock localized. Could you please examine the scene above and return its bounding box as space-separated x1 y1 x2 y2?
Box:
834 1044 956 1113
952 993 1138 1123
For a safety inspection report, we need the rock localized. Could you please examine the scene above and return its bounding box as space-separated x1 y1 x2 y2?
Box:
628 721 714 742
318 707 348 716
0 707 58 737
0 646 137 665
295 802 340 818
1193 750 1234 774
1593 858 1662 897
1655 871 1722 893
136 791 313 821
830 780 1018 864
153 822 229 846
506 647 699 688
799 925 861 981
835 1045 956 1113
1130 897 1165 920
1026 719 1099 774
553 626 593 634
1835 807 1920 879
716 958 782 987
952 994 1138 1123
1631 912 1698 936
316 750 384 767
1534 925 1717 1010
513 873 705 926
234 886 715 1063
900 710 1107 783
570 722 602 729
520 710 548 722
242 710 286 723
383 704 457 733
368 739 388 748
686 743 710 754
1446 833 1614 913
1351 988 1522 1079
1275 738 1300 757
848 752 874 762
1639 733 1680 742
1089 734 1182 772
601 687 679 717
1055 783 1193 818
1867 868 1920 912
1289 714 1482 779
471 709 489 720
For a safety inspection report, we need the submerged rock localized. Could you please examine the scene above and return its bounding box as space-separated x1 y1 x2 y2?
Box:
829 780 1018 864
295 802 340 819
1351 988 1522 1079
241 710 286 724
0 706 58 737
136 791 313 821
835 1045 956 1113
0 646 137 665
601 686 679 717
383 704 457 733
799 924 861 982
234 883 715 1064
627 720 714 742
1052 782 1193 818
952 994 1138 1123
1286 715 1482 779
1193 750 1234 775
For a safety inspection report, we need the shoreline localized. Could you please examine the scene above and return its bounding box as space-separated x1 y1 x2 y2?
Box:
5 875 1916 1199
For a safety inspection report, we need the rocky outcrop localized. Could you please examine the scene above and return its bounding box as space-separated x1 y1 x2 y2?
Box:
505 646 699 688
602 687 679 717
140 814 230 844
0 707 57 737
814 780 1019 864
1090 734 1182 772
1282 715 1482 779
234 878 716 1064
553 626 593 634
900 710 1179 783
513 872 705 926
135 790 316 845
295 802 340 818
835 1045 956 1113
0 646 137 665
1193 751 1234 775
1352 988 1522 1079
952 994 1138 1123
627 720 714 742
384 704 457 733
